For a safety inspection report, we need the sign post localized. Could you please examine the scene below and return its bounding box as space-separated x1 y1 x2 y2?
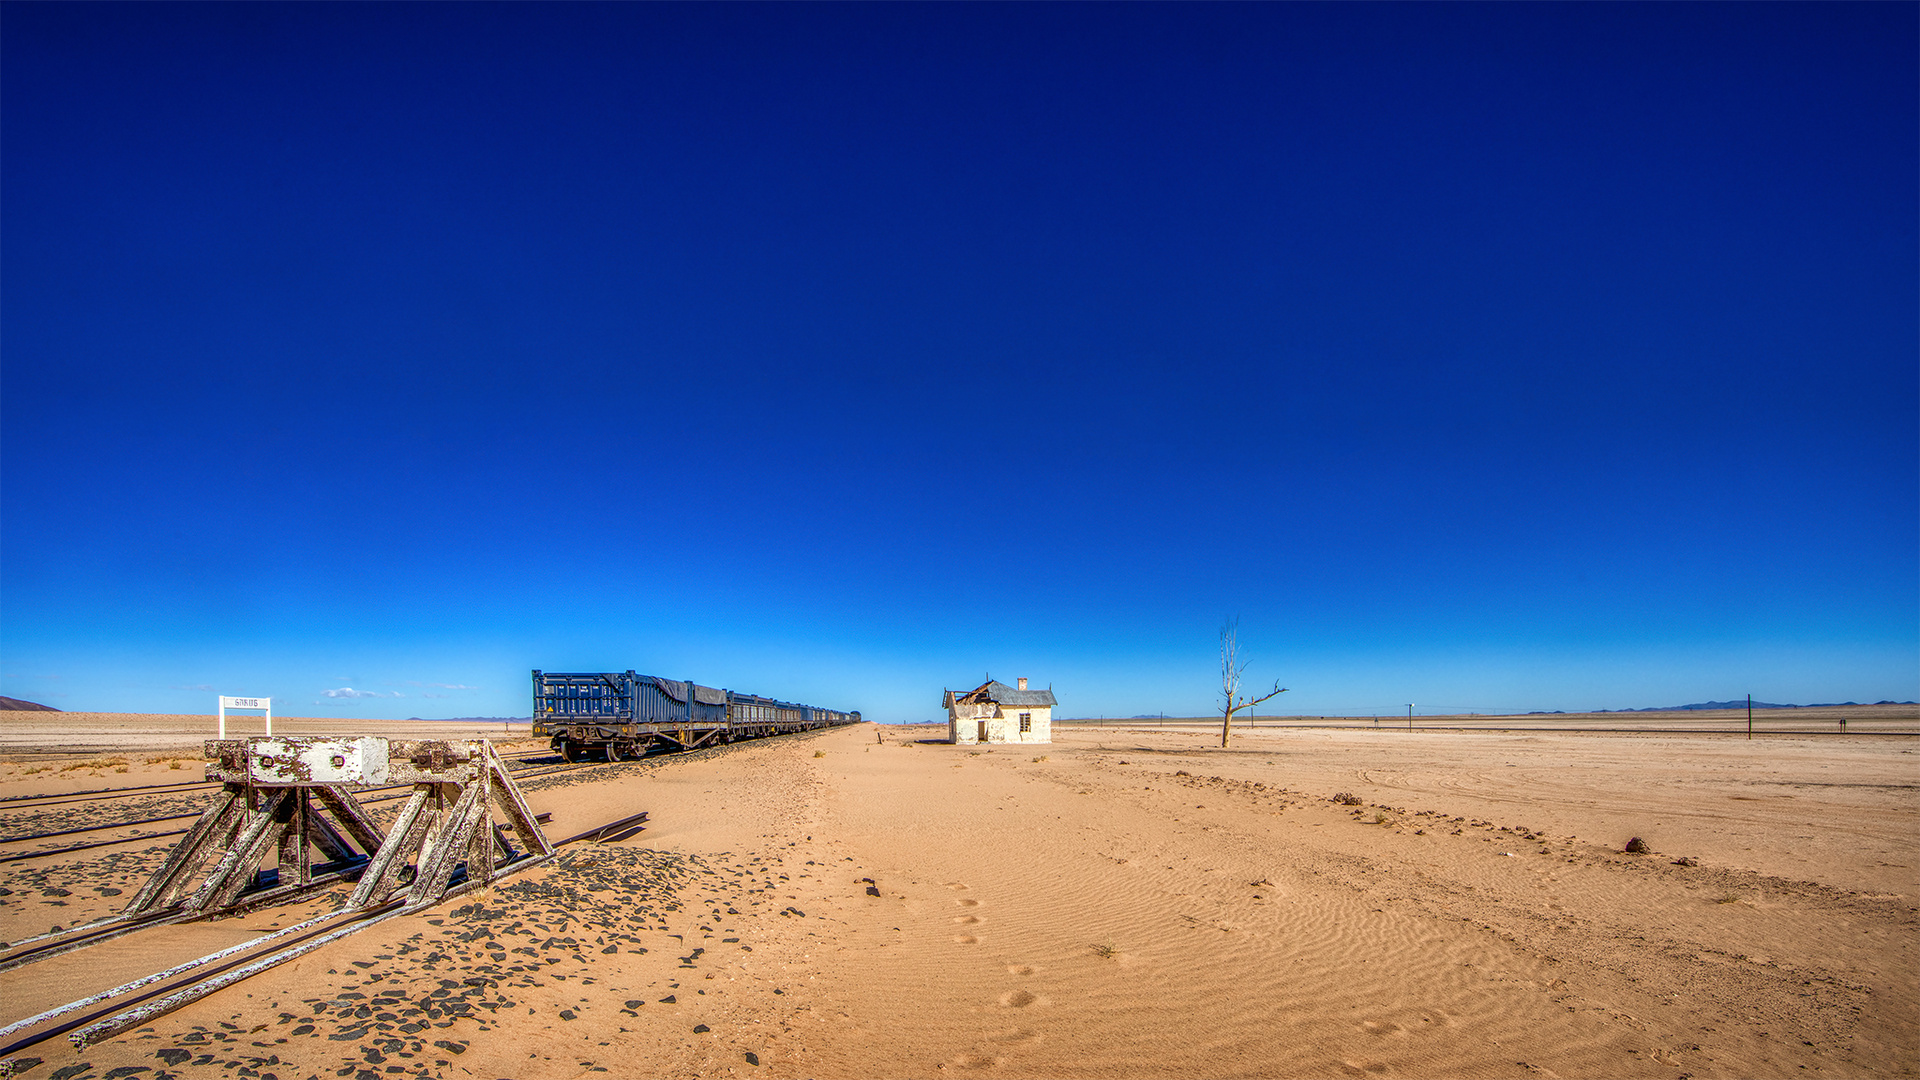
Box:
218 696 272 739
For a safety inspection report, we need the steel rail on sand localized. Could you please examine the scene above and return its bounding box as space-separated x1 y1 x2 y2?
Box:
0 739 650 1073
0 814 641 1070
0 750 562 812
0 758 604 865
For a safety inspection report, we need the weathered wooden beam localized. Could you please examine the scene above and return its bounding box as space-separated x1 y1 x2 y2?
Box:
348 787 432 910
312 785 385 856
123 786 246 916
485 742 552 859
187 788 290 912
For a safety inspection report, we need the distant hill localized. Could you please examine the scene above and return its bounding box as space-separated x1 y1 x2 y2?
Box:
1596 700 1915 712
0 696 59 712
405 716 531 724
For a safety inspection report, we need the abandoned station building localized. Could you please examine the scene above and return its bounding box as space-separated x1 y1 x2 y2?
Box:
945 677 1055 744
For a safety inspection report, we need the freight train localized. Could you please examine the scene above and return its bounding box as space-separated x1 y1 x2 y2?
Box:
531 669 861 761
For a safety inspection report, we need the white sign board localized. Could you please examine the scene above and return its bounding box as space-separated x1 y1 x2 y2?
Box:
218 695 272 738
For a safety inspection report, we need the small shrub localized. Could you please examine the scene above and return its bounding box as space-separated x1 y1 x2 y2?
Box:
813 750 826 758
1332 792 1363 806
1091 942 1118 960
1032 755 1048 763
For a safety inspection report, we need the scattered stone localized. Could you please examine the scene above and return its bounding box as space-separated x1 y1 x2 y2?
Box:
1624 837 1650 854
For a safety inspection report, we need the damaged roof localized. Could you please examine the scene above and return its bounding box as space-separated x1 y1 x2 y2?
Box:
953 679 1056 707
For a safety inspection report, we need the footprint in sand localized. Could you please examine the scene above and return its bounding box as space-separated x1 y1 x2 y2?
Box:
953 914 981 924
997 989 1044 1008
949 1052 1003 1070
953 935 979 944
1340 1060 1389 1075
1005 965 1034 976
955 898 981 907
945 882 969 891
1360 1020 1401 1037
991 1028 1041 1044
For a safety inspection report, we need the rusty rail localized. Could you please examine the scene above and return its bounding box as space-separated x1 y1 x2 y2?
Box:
553 810 649 846
0 791 648 1064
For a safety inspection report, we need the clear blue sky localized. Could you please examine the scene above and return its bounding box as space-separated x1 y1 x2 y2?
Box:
3 3 1914 722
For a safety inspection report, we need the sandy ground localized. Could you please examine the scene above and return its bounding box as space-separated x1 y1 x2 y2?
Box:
0 715 532 762
0 716 1914 1079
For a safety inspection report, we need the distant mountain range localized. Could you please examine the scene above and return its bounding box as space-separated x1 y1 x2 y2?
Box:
1547 700 1915 714
405 716 531 724
0 696 59 711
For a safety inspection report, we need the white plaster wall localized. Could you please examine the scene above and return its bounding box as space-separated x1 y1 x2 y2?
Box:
947 700 1052 744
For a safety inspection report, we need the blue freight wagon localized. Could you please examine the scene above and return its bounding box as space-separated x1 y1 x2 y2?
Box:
531 669 861 761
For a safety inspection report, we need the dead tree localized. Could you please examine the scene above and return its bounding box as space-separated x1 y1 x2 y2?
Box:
1220 618 1287 747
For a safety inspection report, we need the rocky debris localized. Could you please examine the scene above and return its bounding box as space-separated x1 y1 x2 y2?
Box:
106 847 726 1080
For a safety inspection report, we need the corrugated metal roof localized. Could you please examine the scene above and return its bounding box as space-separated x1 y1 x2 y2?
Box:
653 677 728 706
958 679 1056 707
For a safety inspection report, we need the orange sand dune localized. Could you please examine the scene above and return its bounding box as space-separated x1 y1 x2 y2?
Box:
1 721 1913 1078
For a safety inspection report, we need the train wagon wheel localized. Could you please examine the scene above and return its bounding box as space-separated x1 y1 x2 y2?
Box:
561 741 584 763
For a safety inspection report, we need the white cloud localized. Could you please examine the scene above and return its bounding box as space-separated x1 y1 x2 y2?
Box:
321 687 387 699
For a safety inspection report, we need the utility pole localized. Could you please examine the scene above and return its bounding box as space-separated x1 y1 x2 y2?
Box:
1407 704 1414 732
1747 694 1753 740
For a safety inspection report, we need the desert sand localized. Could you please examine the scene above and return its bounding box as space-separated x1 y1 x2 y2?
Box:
1 712 1914 1078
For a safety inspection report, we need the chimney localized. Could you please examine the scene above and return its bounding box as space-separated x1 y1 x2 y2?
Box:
1017 677 1028 691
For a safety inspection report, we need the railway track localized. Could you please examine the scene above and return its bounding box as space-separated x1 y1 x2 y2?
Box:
0 814 642 1067
0 722 846 1069
0 725 835 865
0 755 598 865
0 811 640 1068
0 748 561 812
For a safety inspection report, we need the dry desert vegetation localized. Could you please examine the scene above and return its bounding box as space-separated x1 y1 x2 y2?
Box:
0 708 1915 1079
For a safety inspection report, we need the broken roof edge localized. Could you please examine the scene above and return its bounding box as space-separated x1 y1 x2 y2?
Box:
953 679 1057 708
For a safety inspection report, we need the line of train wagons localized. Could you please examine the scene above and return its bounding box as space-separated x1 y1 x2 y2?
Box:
531 669 861 762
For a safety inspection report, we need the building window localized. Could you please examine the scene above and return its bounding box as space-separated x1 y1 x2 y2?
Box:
1019 713 1032 733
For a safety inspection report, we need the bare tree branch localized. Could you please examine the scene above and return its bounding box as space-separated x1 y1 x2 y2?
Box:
1219 617 1288 748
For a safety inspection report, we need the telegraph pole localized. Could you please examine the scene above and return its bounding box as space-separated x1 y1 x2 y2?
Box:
1407 704 1414 732
1747 694 1753 740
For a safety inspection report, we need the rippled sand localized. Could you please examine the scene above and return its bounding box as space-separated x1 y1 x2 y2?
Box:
2 717 1914 1078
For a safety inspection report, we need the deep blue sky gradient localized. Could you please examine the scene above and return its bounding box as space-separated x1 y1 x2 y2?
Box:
4 3 1915 721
